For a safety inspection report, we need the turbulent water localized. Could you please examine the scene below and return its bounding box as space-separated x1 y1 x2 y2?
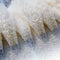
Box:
0 0 60 60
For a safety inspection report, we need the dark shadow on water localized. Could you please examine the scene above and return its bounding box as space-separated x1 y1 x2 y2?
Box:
3 0 11 7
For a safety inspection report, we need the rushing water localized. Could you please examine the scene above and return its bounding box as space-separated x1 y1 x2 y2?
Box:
0 0 60 60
